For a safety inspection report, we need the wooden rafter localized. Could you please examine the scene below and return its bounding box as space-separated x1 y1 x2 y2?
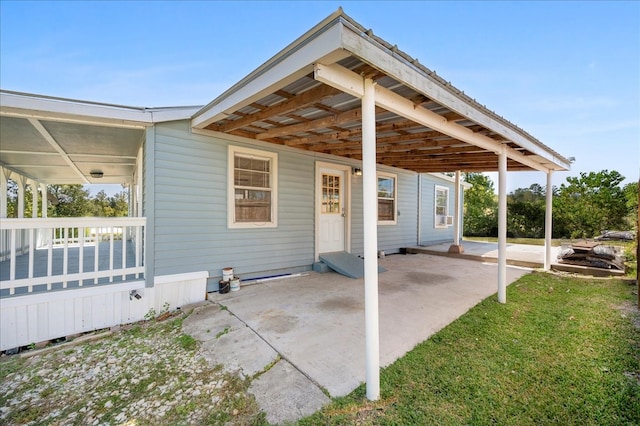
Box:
212 84 342 132
255 106 384 140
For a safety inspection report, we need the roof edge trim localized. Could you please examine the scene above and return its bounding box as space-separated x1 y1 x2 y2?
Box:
192 8 346 126
0 90 201 126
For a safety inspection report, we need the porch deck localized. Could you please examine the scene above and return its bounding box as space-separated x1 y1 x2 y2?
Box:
0 241 142 296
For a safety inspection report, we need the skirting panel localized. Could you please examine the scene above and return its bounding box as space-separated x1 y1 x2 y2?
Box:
0 271 207 351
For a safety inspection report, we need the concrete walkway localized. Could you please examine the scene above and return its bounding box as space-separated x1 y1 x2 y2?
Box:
409 240 561 268
185 253 529 424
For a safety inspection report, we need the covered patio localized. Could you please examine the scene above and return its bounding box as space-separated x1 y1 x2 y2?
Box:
190 9 571 399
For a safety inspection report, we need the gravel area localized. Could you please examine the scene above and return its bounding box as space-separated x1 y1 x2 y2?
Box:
0 308 265 425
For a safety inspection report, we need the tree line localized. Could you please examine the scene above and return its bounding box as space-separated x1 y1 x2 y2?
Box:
464 170 638 239
5 183 129 218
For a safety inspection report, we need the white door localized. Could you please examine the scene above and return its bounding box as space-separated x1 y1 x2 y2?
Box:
318 166 346 253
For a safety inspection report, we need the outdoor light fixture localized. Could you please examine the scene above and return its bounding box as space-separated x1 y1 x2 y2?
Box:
129 290 142 300
90 171 104 178
353 167 362 177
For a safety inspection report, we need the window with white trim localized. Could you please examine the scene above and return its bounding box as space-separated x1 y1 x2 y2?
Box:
377 172 397 224
228 146 278 228
434 185 449 228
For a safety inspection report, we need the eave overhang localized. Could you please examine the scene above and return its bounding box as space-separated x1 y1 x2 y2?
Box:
0 90 202 184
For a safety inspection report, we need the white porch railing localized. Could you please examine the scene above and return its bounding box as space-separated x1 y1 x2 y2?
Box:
0 217 145 295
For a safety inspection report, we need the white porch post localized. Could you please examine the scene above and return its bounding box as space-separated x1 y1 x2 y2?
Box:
17 175 27 218
31 180 39 218
362 77 380 401
448 170 464 253
0 167 9 218
498 148 507 304
40 184 47 218
136 145 143 218
544 171 553 270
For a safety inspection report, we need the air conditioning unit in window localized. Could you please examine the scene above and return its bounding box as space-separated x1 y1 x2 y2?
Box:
446 216 454 226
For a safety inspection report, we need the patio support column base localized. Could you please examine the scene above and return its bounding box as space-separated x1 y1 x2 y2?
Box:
448 244 464 254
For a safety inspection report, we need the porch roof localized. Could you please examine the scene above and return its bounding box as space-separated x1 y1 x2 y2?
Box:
191 9 571 174
0 90 201 184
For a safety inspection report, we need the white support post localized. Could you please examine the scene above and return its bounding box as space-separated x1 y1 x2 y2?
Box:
544 171 553 270
454 171 461 245
0 167 9 218
498 148 507 304
448 171 464 253
362 77 380 401
136 145 143 218
31 181 39 219
17 175 26 218
40 184 47 218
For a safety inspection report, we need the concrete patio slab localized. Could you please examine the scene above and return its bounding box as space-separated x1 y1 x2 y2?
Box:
183 305 279 380
209 253 529 398
249 359 331 425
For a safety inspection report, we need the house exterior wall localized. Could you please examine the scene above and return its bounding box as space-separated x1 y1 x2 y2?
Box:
146 121 461 282
418 174 460 245
350 171 419 256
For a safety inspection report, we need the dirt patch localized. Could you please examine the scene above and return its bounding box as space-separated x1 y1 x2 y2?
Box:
618 300 640 330
258 309 298 334
318 297 362 312
403 272 452 286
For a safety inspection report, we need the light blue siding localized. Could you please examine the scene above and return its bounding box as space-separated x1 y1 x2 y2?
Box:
150 121 316 279
350 172 419 256
418 174 459 245
145 121 460 282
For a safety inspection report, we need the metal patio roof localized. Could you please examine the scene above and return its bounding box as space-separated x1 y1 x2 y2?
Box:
191 9 570 174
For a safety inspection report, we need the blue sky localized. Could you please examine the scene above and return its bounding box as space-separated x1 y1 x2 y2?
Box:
1 1 638 194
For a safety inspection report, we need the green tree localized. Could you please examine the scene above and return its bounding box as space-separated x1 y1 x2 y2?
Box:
91 188 129 217
507 184 546 238
622 181 638 230
463 172 498 236
48 185 93 217
553 170 628 238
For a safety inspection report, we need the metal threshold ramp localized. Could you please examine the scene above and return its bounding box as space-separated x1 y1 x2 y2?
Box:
318 251 386 279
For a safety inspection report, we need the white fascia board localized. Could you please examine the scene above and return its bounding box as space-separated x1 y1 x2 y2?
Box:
316 62 549 172
191 21 349 129
149 107 201 123
429 172 472 189
0 91 152 128
338 26 570 171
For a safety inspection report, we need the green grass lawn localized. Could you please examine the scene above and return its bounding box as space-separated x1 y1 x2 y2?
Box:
300 273 640 425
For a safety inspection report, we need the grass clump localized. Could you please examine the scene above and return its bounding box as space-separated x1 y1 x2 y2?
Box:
301 272 640 425
176 333 197 351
